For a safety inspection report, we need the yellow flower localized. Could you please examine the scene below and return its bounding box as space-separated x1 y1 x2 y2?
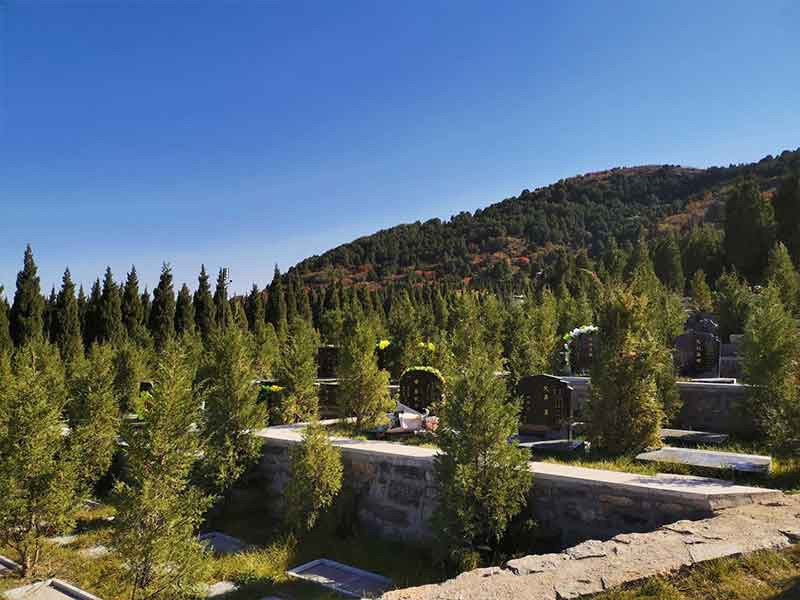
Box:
377 339 391 350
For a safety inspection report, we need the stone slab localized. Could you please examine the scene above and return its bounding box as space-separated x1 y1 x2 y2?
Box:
660 428 729 445
206 581 238 597
636 447 771 474
517 439 585 455
4 579 102 600
288 558 393 598
198 532 248 555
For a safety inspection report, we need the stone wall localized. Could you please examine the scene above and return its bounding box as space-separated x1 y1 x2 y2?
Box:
258 428 777 547
562 377 757 437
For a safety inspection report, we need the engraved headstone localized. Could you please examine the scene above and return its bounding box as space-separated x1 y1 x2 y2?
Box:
399 368 444 414
569 332 596 375
317 345 340 379
674 331 721 378
516 374 573 435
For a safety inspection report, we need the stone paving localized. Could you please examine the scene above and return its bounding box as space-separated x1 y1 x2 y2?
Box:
382 495 800 600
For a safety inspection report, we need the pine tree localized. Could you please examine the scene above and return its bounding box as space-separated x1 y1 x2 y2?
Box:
765 242 800 316
9 244 45 346
113 340 209 599
253 322 279 379
284 421 342 532
52 268 84 364
175 283 196 336
99 267 125 344
337 318 392 430
773 172 800 264
113 341 147 414
66 344 120 496
149 263 176 350
724 177 776 283
121 267 146 342
266 265 288 339
741 285 800 448
213 268 230 329
506 288 559 383
244 284 263 331
83 278 102 347
0 341 77 576
434 302 531 566
715 271 754 342
387 290 421 378
275 317 320 423
688 269 713 313
0 291 11 355
140 287 151 331
193 265 216 343
653 233 685 292
43 287 56 342
200 326 267 494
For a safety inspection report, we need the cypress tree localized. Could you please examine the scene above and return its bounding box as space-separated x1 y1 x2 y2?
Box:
244 284 263 331
266 265 288 339
0 290 11 355
653 233 685 293
77 284 87 335
43 287 56 342
9 244 45 346
140 287 152 330
689 269 714 313
275 317 320 423
99 267 125 345
193 265 216 343
149 263 176 350
213 268 230 329
773 172 800 264
387 290 421 378
83 279 102 347
121 267 146 342
175 284 196 336
724 177 775 283
52 268 83 364
765 242 800 316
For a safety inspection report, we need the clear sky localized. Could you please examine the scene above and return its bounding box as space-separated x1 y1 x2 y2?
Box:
1 0 798 295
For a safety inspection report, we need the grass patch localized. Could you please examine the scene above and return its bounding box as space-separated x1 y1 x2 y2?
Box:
597 545 800 600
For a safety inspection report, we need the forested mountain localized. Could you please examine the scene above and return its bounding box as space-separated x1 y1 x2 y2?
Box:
289 148 800 289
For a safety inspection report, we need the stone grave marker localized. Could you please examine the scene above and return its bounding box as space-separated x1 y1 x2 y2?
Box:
288 558 392 598
674 331 721 378
198 531 247 555
317 345 340 379
636 447 771 473
568 332 596 375
516 374 574 435
5 579 103 600
398 368 444 414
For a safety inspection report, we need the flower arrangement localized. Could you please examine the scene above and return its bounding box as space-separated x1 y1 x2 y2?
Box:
377 339 391 350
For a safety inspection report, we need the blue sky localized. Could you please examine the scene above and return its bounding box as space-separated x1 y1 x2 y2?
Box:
1 0 798 294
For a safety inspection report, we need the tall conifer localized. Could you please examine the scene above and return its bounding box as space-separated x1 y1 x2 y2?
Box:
175 284 196 336
83 279 102 347
149 263 176 349
266 265 288 339
52 268 83 364
193 265 216 343
99 267 125 344
121 267 146 341
0 291 11 355
9 245 45 346
213 268 230 329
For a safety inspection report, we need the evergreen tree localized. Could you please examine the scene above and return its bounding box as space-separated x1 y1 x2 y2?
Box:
149 263 176 349
0 291 10 355
113 341 209 599
434 302 531 566
275 317 320 423
213 268 230 329
724 177 775 282
114 341 147 414
193 265 216 343
43 287 56 342
244 284 263 331
99 267 125 344
773 172 800 264
140 287 152 331
681 225 725 284
0 341 77 576
121 267 146 342
9 244 45 346
590 287 667 454
715 271 754 342
52 268 83 364
689 269 714 313
77 285 88 337
200 326 267 494
284 421 342 532
83 278 102 347
66 344 120 496
653 233 685 292
506 289 559 383
266 265 288 339
319 308 344 344
253 322 280 379
337 318 392 430
765 242 800 315
741 286 800 448
175 283 196 336
387 290 421 378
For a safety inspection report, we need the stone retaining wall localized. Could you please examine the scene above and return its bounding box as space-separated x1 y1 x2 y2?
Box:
258 427 777 547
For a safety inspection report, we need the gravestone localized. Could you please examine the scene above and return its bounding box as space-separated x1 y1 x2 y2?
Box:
399 368 444 414
636 447 771 474
516 374 574 435
569 332 596 375
317 345 340 379
674 331 721 378
288 559 393 598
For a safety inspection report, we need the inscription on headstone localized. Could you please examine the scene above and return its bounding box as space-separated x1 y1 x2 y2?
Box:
569 333 596 375
399 368 444 414
317 345 340 379
674 331 721 377
516 374 573 435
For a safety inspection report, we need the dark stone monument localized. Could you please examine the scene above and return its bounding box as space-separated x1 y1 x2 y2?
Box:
317 345 340 379
398 368 444 414
516 374 574 435
674 331 721 378
569 332 596 375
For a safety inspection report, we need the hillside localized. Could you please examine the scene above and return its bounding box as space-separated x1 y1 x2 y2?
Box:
288 149 800 289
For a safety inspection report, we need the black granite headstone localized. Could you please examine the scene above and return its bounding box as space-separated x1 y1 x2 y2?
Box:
399 368 444 414
516 374 574 435
674 331 721 377
569 332 596 375
317 345 340 379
